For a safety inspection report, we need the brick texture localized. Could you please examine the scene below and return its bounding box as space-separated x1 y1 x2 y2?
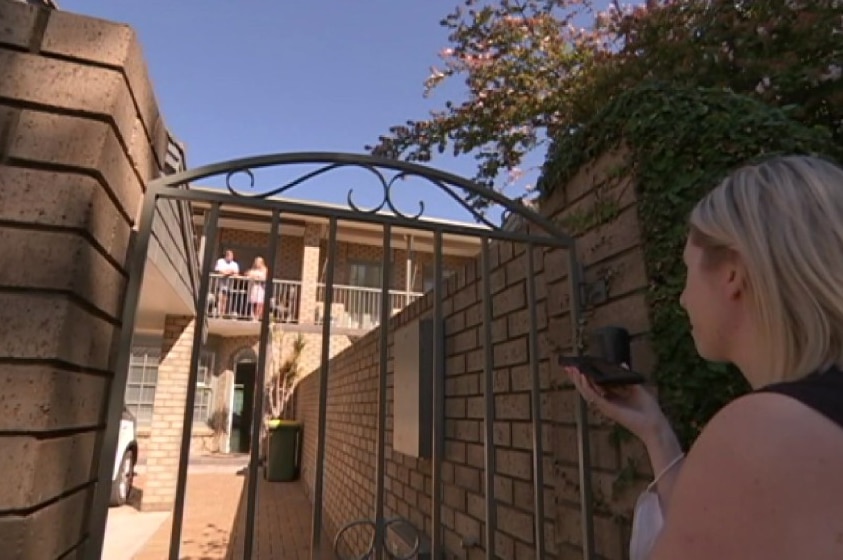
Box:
0 2 171 558
292 150 653 560
141 315 195 511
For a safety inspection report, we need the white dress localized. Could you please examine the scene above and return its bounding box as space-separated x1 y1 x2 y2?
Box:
249 269 267 304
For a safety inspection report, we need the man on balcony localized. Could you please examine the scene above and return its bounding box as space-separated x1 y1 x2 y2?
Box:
213 249 240 317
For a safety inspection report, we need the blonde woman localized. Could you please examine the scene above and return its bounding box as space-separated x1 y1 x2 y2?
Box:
246 256 268 320
565 155 843 559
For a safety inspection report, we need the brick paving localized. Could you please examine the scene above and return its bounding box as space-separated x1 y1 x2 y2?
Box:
226 476 337 560
133 471 336 560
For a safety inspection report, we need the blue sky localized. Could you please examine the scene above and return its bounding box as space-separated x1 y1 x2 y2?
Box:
62 1 603 223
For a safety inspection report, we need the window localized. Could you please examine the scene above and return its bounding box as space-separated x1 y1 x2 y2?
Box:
422 265 456 293
126 345 160 428
193 350 215 424
348 261 382 288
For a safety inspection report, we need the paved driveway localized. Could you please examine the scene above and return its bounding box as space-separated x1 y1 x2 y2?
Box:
101 458 335 559
133 472 245 560
103 504 169 560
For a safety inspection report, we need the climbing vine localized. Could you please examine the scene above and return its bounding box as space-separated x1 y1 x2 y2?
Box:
540 82 842 449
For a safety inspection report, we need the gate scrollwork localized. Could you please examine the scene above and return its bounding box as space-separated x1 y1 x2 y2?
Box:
333 516 421 560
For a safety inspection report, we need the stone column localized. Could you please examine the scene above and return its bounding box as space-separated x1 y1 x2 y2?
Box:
0 3 169 558
141 315 195 511
298 223 322 323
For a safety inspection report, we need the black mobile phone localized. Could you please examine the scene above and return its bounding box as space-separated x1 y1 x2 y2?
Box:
558 355 645 386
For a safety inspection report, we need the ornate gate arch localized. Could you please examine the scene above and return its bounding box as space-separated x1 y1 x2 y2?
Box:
90 153 599 560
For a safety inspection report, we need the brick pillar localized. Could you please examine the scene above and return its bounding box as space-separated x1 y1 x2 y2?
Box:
298 223 322 323
141 315 195 511
0 3 169 558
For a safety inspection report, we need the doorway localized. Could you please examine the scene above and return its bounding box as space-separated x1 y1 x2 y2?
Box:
229 361 256 454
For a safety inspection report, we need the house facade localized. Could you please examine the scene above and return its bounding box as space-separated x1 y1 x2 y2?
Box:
127 187 483 461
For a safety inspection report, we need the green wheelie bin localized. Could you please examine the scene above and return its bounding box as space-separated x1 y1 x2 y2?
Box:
265 420 303 482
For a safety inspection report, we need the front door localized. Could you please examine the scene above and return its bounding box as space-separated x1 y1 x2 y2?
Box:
229 361 256 454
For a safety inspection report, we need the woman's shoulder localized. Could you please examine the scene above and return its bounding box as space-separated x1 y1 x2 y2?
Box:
685 386 843 517
699 390 814 453
746 366 843 436
704 380 843 454
649 389 843 558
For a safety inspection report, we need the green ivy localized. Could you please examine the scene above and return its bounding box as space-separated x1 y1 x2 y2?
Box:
540 82 842 448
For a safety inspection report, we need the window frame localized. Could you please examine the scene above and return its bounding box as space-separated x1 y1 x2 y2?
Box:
193 350 216 424
125 343 161 429
347 260 383 289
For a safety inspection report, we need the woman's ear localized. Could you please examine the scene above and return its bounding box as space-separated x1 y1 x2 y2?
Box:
724 258 748 300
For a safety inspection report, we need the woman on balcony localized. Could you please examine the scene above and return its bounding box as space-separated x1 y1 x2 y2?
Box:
246 257 268 321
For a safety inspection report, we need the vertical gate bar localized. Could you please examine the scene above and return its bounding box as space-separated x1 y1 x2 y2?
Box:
567 249 596 560
86 188 160 560
431 229 445 560
169 202 222 560
374 224 392 560
480 238 497 559
311 218 338 558
243 209 282 559
526 244 547 559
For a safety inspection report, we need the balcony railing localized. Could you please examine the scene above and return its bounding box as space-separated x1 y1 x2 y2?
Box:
207 274 424 332
208 274 300 323
315 283 424 330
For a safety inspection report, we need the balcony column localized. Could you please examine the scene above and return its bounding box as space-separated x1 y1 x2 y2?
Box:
405 235 415 306
298 223 322 324
197 209 208 270
142 314 195 511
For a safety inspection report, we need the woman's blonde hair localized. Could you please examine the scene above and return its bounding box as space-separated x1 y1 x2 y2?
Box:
689 154 843 384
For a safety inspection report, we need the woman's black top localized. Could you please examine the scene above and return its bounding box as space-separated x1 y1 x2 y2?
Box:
757 365 843 429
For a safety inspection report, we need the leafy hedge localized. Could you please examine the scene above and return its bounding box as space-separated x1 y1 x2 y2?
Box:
540 82 842 448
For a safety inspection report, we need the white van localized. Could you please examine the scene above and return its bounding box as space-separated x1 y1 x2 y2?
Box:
110 406 139 506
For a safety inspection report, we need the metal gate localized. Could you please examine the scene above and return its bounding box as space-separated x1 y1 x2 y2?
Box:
89 153 597 560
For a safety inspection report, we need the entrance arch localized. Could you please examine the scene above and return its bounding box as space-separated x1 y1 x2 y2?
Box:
229 346 259 455
92 153 597 560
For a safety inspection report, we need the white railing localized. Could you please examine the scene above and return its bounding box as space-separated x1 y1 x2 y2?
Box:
208 274 301 323
314 283 424 330
207 275 423 330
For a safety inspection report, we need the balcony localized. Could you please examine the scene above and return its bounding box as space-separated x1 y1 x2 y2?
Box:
314 284 423 331
206 274 423 336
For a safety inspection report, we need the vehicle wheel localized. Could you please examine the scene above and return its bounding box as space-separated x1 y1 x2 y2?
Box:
110 449 135 507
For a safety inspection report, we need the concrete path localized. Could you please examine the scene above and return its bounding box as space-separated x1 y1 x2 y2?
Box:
133 473 245 560
102 505 169 560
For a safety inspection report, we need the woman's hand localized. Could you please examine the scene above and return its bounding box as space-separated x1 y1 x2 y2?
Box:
565 365 685 509
564 365 670 445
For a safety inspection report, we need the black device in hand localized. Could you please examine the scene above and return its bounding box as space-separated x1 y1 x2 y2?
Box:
558 355 645 386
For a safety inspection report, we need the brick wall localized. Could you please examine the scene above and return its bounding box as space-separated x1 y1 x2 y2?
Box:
541 150 653 559
218 228 304 281
293 150 653 560
0 3 170 558
142 315 195 511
